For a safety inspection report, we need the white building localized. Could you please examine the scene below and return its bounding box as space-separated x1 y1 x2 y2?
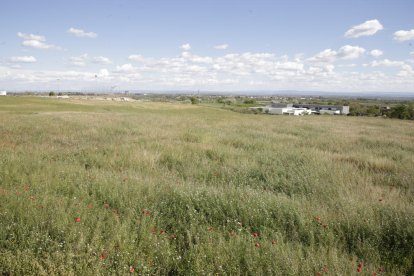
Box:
0 91 6 96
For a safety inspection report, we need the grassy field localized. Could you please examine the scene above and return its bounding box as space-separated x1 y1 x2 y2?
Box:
1 96 413 275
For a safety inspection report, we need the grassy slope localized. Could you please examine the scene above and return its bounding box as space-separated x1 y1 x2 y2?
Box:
0 96 413 275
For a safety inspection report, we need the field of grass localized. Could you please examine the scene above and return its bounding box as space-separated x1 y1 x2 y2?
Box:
1 96 413 275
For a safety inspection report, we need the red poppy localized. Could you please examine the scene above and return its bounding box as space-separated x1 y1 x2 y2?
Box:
357 267 362 273
255 242 260 248
358 263 363 268
372 273 377 276
129 266 135 273
99 253 107 260
75 217 81 223
271 239 277 245
252 232 259 238
315 272 321 276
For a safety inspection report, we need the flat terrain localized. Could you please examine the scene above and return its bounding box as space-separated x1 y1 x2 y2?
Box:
0 96 413 275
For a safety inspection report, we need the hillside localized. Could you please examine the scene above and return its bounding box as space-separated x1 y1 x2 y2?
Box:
0 97 413 275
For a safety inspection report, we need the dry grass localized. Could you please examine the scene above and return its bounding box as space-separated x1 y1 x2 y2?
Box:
0 96 413 275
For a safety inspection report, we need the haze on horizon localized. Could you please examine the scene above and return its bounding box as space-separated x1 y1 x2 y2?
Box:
1 0 414 93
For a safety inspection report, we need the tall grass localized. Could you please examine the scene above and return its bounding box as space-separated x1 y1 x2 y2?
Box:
0 96 413 275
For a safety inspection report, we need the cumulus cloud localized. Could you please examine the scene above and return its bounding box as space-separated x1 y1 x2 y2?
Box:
307 49 338 63
180 43 191 51
214 44 229 50
367 59 405 67
67 27 97 38
68 54 112 66
337 45 366 59
114 64 138 73
344 19 383 38
68 54 88 67
369 49 384 58
9 56 37 63
128 54 147 62
393 29 414 42
308 45 365 63
17 32 45 41
17 32 61 50
91 56 112 64
22 40 61 50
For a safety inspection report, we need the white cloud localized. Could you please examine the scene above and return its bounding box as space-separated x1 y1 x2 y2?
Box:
393 29 414 42
99 69 110 77
214 44 229 50
397 64 414 77
337 45 366 59
91 56 112 65
307 49 337 63
368 59 405 67
68 54 88 67
411 51 414 57
17 32 61 50
17 32 45 41
22 40 61 50
68 54 112 66
344 19 383 38
369 49 384 58
114 64 137 73
9 56 37 63
128 54 147 62
180 43 191 51
308 45 365 63
67 27 97 38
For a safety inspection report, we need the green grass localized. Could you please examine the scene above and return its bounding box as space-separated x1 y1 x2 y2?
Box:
1 96 413 275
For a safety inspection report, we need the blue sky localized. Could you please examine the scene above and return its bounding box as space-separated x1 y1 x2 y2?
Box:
1 0 414 92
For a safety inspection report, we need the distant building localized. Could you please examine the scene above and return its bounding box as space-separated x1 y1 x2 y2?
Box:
0 91 6 96
250 102 350 116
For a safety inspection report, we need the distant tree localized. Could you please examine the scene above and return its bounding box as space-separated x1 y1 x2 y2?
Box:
389 104 414 120
49 91 55 96
243 99 256 104
190 97 198 104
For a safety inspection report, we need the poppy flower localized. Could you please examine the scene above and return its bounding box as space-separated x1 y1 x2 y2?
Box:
357 267 362 273
272 239 277 245
372 273 377 276
255 242 260 248
358 263 363 268
252 232 259 238
99 253 107 260
75 217 81 223
129 266 135 273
